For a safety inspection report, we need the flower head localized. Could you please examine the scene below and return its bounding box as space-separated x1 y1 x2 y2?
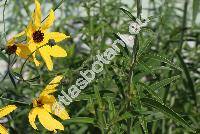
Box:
25 0 69 70
0 105 17 134
6 32 31 59
28 76 70 132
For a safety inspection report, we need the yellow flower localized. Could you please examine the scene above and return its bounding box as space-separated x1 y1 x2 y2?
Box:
6 32 31 59
0 105 17 134
24 0 69 70
28 76 70 132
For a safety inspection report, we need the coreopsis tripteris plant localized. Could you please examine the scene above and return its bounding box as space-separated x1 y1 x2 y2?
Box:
0 105 17 134
28 75 70 132
24 0 69 70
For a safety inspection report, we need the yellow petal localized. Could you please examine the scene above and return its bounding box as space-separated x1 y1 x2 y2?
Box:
33 0 41 29
7 31 25 47
43 102 70 120
26 20 34 39
0 124 8 134
39 46 53 71
28 43 40 67
7 38 15 47
40 75 63 96
16 44 32 59
46 32 70 43
38 108 64 132
14 31 25 38
42 9 55 31
28 107 40 130
40 95 56 104
0 105 17 118
51 45 67 57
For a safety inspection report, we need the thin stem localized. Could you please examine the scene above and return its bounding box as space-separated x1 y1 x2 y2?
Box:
127 0 142 133
19 44 48 79
179 0 188 52
41 0 64 23
3 0 8 41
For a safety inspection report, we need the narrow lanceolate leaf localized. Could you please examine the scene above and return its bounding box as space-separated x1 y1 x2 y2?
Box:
64 117 94 124
138 83 163 104
141 98 195 133
138 61 156 78
8 71 17 89
120 8 136 21
0 51 8 61
149 75 180 91
137 36 154 59
139 116 148 134
176 52 197 106
144 54 182 71
115 112 134 123
192 0 200 23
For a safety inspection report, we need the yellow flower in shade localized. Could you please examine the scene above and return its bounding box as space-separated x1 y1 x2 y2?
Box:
28 76 70 132
6 32 31 59
0 105 17 134
24 0 69 70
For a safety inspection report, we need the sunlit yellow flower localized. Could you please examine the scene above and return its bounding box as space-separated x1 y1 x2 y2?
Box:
0 105 17 134
6 32 31 59
29 76 70 132
24 0 69 70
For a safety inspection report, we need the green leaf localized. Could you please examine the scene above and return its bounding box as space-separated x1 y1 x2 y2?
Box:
138 60 156 78
64 117 94 124
115 112 134 123
138 83 163 104
137 36 154 58
149 75 180 91
139 116 148 134
143 54 182 71
120 8 136 21
176 52 197 106
0 51 8 61
192 0 200 23
8 71 17 89
141 98 195 133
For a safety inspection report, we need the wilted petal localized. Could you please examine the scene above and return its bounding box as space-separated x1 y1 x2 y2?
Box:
16 44 32 59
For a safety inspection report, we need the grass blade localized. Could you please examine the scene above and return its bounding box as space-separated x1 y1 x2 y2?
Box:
141 98 195 133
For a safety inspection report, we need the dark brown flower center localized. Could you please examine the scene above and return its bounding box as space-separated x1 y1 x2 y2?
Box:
36 99 43 107
47 39 56 47
32 30 44 43
6 45 17 55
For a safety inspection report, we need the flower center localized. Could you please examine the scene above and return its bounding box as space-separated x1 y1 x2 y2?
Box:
32 30 44 43
36 99 43 107
6 45 17 55
47 39 56 47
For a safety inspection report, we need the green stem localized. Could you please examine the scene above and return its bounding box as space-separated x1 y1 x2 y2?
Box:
179 0 188 52
3 0 8 41
127 0 142 133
